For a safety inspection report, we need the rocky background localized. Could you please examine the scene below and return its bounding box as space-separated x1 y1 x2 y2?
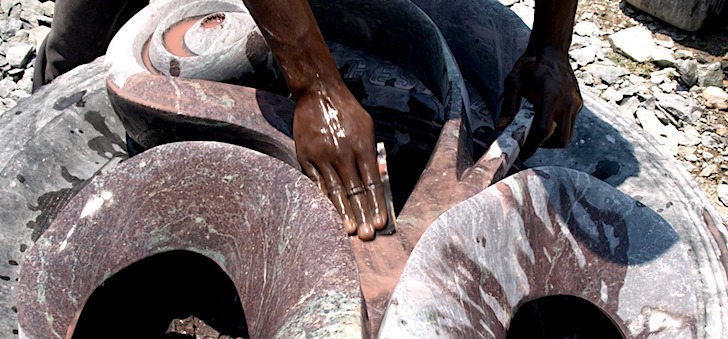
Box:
0 0 727 223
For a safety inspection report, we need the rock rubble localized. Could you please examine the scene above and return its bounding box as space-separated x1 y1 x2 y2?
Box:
0 0 52 112
501 0 728 220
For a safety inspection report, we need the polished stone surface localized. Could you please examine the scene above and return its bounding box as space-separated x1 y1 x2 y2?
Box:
16 142 364 338
381 167 695 338
4 0 728 337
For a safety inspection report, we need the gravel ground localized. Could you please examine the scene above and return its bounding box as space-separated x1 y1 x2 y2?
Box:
0 0 726 220
506 0 728 223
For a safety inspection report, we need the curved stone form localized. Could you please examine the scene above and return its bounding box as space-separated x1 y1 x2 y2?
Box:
7 0 727 337
381 167 696 338
16 141 364 338
105 0 533 331
0 59 127 336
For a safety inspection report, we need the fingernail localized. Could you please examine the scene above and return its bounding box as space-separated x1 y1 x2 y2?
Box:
373 214 387 230
342 219 357 235
358 224 375 241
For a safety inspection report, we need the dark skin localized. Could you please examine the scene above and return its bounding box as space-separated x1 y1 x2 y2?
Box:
498 0 583 160
242 0 388 240
243 0 581 240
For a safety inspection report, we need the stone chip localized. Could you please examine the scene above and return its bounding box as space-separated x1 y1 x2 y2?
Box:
608 26 654 63
702 86 728 110
5 43 33 68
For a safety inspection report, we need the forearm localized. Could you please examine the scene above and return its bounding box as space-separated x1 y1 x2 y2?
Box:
241 0 342 98
527 0 578 54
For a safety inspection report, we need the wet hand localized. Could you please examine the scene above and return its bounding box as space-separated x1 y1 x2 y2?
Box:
498 46 583 160
293 84 388 240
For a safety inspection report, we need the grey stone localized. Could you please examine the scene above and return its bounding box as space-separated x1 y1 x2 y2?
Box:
684 153 699 162
650 68 676 84
718 184 728 207
9 89 28 101
40 1 53 17
584 63 629 85
655 92 700 122
652 46 676 67
700 164 719 177
5 43 33 68
628 74 646 85
26 26 50 51
624 0 722 31
0 97 16 112
654 33 675 48
18 0 40 26
674 49 694 60
576 70 595 85
701 132 721 148
620 84 641 97
602 86 624 102
698 63 725 88
35 14 51 26
702 86 728 110
636 107 667 141
678 125 702 146
574 21 599 36
677 59 699 87
569 44 598 66
659 81 677 93
0 77 16 98
1 15 22 40
0 0 20 13
570 34 590 49
608 26 654 62
619 96 640 116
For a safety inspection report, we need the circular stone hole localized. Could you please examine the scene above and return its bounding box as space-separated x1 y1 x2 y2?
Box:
72 250 249 339
506 295 625 339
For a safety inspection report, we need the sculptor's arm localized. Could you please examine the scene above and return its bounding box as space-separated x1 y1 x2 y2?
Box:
498 0 583 160
242 0 387 240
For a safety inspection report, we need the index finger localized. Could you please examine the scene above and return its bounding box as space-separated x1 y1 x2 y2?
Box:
519 90 561 160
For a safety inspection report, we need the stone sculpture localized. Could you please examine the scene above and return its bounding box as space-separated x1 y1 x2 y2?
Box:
5 0 728 338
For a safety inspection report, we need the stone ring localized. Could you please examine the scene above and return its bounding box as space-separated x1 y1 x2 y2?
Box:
347 186 366 197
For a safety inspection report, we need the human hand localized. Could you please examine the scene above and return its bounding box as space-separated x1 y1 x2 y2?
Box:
498 46 583 160
293 83 388 240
